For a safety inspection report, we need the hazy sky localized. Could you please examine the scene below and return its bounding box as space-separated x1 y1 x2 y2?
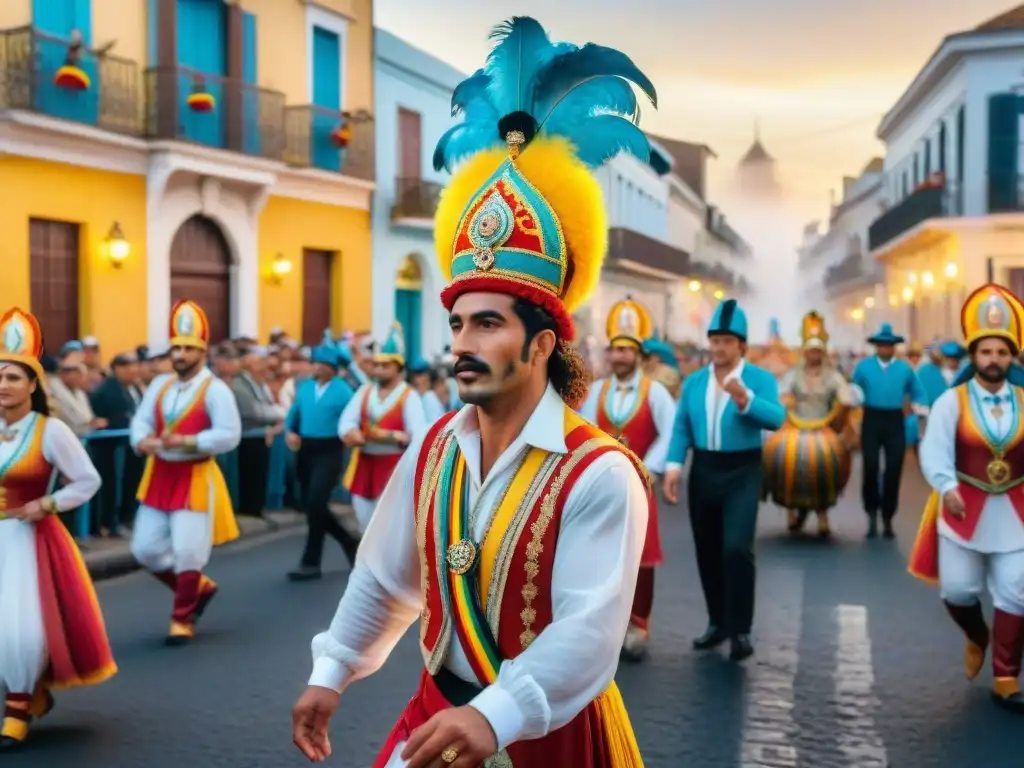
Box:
376 0 1020 217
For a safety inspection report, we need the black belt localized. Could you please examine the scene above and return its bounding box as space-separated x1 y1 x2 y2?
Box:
692 448 761 470
432 667 483 706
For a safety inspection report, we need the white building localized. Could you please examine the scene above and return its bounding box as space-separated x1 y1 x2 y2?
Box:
370 29 464 362
870 6 1024 343
804 160 886 351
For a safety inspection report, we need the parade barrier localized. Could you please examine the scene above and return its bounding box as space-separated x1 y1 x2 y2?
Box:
73 428 353 540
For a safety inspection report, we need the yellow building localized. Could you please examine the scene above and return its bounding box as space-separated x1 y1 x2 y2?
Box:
0 0 375 358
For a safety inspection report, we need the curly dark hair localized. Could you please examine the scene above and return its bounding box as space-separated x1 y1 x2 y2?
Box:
512 298 590 409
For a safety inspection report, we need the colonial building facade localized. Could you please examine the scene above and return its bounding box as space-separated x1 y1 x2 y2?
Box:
870 6 1024 343
0 0 375 355
370 28 463 362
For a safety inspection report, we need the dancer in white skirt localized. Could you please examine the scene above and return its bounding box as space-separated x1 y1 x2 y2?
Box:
0 307 114 750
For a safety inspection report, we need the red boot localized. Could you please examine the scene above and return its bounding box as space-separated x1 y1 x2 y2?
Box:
991 609 1024 713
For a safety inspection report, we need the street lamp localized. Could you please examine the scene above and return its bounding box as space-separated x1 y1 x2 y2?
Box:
922 270 934 288
713 289 724 300
270 253 293 285
688 280 702 292
944 261 958 279
902 286 914 303
105 222 129 268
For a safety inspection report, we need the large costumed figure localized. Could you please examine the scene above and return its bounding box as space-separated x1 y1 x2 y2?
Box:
291 16 656 767
909 283 1024 713
0 308 115 749
580 298 676 662
765 311 860 537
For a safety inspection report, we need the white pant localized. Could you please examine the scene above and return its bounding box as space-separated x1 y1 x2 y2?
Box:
130 506 213 574
0 520 47 693
352 495 378 532
939 535 1024 615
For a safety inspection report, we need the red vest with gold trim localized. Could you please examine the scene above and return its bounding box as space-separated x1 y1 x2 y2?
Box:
1 414 52 512
412 408 651 672
948 383 1024 539
595 376 658 458
359 384 409 435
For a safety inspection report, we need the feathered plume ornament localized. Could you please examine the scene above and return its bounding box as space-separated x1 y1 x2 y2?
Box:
434 16 657 172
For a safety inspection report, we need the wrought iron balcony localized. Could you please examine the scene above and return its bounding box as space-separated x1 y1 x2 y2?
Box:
868 184 950 251
690 260 736 288
143 66 285 160
284 105 374 180
392 177 443 220
606 227 691 276
0 26 141 135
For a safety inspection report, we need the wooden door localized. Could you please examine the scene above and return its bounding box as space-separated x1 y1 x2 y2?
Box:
302 248 333 346
29 217 80 351
169 215 232 344
1008 268 1024 299
398 108 422 180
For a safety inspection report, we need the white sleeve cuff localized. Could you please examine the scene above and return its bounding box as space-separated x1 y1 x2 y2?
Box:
469 683 526 752
308 656 352 693
938 480 959 496
739 388 755 415
665 461 684 473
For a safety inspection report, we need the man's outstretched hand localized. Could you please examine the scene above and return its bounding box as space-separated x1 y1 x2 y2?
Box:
292 686 340 762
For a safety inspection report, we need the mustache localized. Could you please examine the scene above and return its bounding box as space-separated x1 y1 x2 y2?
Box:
453 356 491 375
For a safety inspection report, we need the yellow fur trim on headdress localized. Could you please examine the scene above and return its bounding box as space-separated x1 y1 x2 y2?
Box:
434 136 607 316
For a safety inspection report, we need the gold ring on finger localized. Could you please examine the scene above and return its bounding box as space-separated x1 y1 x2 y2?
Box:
441 746 459 764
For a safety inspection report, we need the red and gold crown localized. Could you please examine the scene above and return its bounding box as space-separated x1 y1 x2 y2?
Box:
961 283 1024 351
800 311 829 349
169 300 210 349
606 298 652 348
0 308 45 380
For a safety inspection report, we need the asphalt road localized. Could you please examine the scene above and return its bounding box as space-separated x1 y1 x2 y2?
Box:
6 456 1022 767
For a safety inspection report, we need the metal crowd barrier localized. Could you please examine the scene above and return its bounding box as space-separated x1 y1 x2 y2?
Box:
73 428 354 540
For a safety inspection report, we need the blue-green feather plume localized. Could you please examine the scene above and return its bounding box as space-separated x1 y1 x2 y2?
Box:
434 16 657 172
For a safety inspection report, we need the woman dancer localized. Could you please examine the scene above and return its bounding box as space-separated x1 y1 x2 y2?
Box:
0 308 115 750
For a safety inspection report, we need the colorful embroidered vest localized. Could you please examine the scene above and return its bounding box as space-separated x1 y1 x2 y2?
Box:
950 383 1024 539
412 406 651 685
595 376 658 457
0 414 52 514
360 384 409 435
154 376 214 440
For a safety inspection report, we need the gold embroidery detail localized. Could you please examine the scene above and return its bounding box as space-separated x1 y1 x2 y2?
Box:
519 438 605 648
418 429 455 673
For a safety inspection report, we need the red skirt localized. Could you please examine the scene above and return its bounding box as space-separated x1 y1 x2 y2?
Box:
641 493 663 566
373 671 641 768
35 516 117 689
347 452 402 499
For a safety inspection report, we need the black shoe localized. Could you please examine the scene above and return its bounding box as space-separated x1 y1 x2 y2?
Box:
992 690 1024 714
692 626 727 650
866 516 878 538
288 566 323 582
0 736 25 751
882 524 895 539
730 635 754 661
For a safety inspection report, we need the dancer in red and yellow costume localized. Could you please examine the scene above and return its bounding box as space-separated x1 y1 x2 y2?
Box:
129 300 242 646
0 308 115 750
340 321 427 532
292 17 655 767
580 298 675 662
909 283 1024 714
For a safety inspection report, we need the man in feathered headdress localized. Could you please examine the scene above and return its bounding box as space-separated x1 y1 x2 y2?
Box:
293 17 654 766
129 300 242 645
579 298 676 662
339 322 427 532
910 284 1024 714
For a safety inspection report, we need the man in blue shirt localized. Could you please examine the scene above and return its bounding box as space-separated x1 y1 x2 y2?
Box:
663 299 786 661
284 345 358 581
852 323 927 538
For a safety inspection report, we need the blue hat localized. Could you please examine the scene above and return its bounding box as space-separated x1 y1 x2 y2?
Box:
310 344 339 368
374 322 406 366
407 356 431 374
708 299 748 342
769 318 781 340
642 338 680 371
867 322 904 345
939 341 967 359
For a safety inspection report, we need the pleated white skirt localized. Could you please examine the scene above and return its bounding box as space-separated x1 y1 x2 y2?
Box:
0 519 48 693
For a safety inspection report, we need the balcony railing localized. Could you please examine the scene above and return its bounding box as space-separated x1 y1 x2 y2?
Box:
284 105 374 180
690 260 736 288
868 184 955 251
606 227 691 276
392 177 443 220
144 66 285 160
0 26 141 135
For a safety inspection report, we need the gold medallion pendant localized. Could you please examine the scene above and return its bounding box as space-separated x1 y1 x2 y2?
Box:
447 539 478 575
987 458 1011 486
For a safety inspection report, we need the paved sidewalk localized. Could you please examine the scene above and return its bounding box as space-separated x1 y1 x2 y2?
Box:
80 504 357 579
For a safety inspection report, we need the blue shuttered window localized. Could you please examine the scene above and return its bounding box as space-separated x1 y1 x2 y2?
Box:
33 0 98 125
311 26 342 172
176 0 227 147
395 289 422 364
987 93 1019 213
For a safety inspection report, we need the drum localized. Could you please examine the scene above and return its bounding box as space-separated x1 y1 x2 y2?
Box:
763 408 852 511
